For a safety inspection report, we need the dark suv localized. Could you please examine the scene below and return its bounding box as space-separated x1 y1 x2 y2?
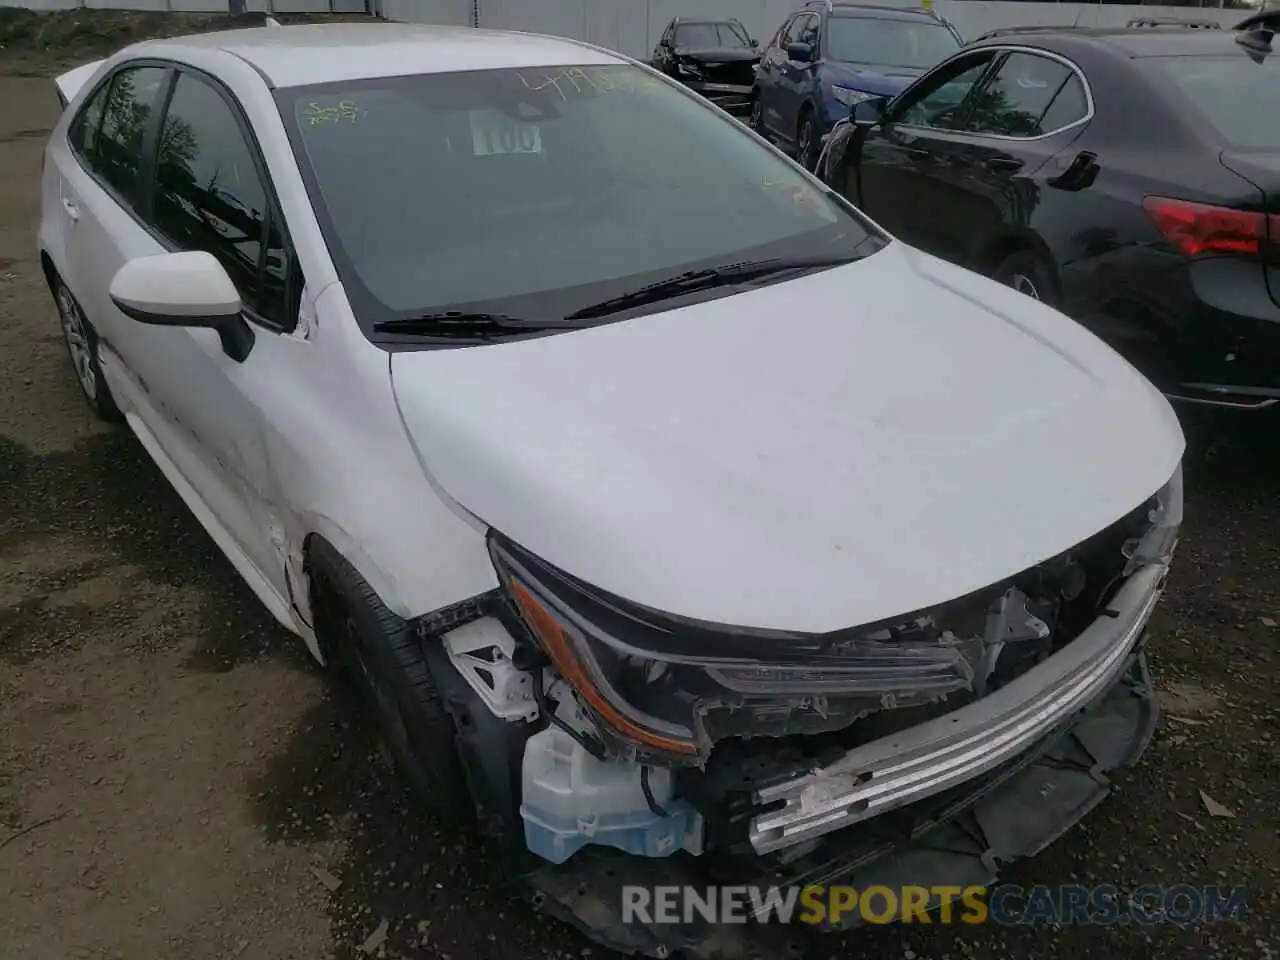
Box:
752 1 961 167
651 17 761 115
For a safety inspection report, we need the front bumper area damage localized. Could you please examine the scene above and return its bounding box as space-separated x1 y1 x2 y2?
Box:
526 652 1157 958
749 562 1164 855
415 468 1180 959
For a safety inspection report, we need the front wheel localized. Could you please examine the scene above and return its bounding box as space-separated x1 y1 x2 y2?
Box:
310 544 473 824
748 91 763 132
796 108 819 171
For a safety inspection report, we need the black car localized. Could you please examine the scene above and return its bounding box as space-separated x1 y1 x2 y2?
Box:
651 16 760 114
823 24 1280 411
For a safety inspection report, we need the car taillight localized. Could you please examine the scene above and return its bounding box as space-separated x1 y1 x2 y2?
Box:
1143 196 1279 262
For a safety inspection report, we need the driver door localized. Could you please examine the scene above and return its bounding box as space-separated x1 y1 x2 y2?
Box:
850 51 999 245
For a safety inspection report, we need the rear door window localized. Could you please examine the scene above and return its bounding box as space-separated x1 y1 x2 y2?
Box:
1146 54 1280 148
73 65 170 209
967 52 1084 138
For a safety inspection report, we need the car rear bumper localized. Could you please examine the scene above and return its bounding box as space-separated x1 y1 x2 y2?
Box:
1078 257 1280 409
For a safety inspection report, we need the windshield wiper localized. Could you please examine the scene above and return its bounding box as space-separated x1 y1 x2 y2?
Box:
372 311 581 338
565 255 863 321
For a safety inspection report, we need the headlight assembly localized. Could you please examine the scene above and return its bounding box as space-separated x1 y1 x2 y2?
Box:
831 86 875 108
489 535 982 765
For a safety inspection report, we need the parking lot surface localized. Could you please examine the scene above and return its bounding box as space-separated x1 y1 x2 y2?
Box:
0 17 1277 960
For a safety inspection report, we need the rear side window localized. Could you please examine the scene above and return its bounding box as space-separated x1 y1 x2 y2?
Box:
968 52 1085 137
1147 54 1280 149
152 72 294 329
70 65 169 207
95 67 170 204
68 82 108 159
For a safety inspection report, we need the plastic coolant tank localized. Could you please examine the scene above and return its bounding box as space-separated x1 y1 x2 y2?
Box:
520 726 704 865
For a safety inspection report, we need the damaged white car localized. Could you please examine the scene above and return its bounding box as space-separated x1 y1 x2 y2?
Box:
39 21 1184 958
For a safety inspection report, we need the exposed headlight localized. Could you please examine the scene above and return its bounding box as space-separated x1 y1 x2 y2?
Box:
489 535 980 764
677 62 704 78
831 86 876 107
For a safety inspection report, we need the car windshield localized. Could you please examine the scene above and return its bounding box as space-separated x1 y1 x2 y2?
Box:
826 16 960 69
675 22 751 48
279 65 880 331
1144 53 1280 149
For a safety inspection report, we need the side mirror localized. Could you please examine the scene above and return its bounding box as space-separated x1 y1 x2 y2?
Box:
109 251 255 362
785 41 814 62
850 96 889 127
750 38 759 47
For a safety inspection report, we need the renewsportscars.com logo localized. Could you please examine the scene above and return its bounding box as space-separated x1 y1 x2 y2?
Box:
621 884 1251 927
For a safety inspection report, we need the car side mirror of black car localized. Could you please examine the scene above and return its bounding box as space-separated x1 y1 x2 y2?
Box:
786 41 814 62
850 97 889 126
751 38 759 47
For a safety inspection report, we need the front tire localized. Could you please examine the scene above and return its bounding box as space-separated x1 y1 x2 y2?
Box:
54 279 121 422
796 106 819 171
310 543 473 824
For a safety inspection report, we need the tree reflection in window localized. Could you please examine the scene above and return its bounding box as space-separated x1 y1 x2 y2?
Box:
154 73 290 326
94 66 169 206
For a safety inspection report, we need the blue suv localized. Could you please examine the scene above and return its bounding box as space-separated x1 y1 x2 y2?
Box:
752 1 962 168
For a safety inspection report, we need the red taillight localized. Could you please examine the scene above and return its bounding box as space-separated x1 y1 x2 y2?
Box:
1143 195 1279 262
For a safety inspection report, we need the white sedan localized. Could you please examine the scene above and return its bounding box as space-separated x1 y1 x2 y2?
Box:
41 21 1183 955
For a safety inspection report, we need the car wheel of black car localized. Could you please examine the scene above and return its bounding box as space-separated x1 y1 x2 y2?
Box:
796 106 819 171
992 249 1058 307
54 279 122 423
310 542 472 824
748 91 763 132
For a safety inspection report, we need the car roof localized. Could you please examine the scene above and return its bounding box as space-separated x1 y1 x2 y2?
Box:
970 25 1262 58
671 17 744 25
130 22 622 88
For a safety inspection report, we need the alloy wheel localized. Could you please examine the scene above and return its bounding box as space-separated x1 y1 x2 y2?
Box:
56 286 97 401
1008 273 1042 300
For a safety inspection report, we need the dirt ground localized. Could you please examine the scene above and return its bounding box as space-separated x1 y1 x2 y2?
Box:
0 13 1277 960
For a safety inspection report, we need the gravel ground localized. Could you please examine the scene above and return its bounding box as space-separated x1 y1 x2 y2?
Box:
0 13 1276 960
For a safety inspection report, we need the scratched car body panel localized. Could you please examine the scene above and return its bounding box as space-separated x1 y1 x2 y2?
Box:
38 21 1184 960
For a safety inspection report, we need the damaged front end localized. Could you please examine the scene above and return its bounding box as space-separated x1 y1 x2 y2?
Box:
415 466 1182 958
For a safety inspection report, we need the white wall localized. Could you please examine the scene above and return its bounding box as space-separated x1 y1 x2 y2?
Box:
1 0 1249 46
465 0 1247 60
377 0 471 25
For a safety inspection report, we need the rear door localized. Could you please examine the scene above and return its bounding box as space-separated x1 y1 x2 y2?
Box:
57 62 175 396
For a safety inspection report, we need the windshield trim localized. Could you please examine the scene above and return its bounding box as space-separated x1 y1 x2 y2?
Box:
275 64 887 351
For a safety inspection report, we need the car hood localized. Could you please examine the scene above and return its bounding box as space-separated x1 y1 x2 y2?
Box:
674 46 760 63
826 60 921 96
390 243 1183 634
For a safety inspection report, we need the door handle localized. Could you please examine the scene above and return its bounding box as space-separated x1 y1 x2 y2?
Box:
984 157 1024 174
61 197 80 221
